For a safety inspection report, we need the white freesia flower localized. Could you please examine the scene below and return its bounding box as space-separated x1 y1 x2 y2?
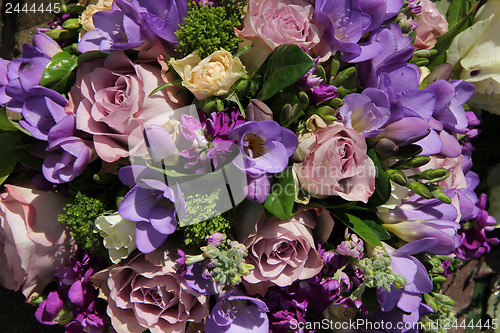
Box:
95 213 136 264
447 0 500 113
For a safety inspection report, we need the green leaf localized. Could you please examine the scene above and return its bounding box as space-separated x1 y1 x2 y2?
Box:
446 0 475 28
333 211 383 247
0 107 32 135
0 133 21 185
366 148 391 207
257 44 315 101
0 156 17 185
40 51 79 93
148 82 181 97
427 1 479 71
264 168 295 220
363 218 391 241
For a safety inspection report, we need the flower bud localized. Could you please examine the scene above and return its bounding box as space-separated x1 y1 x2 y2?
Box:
386 169 409 186
328 98 344 108
391 155 431 170
428 185 452 204
331 67 357 86
408 180 432 199
298 91 309 110
280 103 301 127
246 99 273 121
316 65 327 81
62 18 81 30
143 125 179 165
315 105 337 122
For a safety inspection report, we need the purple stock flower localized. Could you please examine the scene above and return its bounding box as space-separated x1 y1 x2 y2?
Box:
178 109 244 173
336 229 364 259
79 0 187 53
118 165 186 253
338 88 391 138
205 293 269 333
456 193 499 260
36 252 109 332
314 0 404 62
229 120 298 176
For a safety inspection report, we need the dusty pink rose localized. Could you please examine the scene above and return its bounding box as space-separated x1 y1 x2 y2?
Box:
293 123 376 203
235 202 334 296
414 0 448 49
72 50 184 163
103 252 209 333
237 0 322 68
0 184 74 300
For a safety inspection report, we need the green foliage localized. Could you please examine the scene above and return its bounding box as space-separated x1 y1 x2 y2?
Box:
264 168 295 221
175 2 242 58
58 192 107 256
40 51 78 93
183 209 234 249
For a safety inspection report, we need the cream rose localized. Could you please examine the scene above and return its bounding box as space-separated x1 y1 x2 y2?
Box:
170 49 246 100
79 0 113 34
95 213 137 264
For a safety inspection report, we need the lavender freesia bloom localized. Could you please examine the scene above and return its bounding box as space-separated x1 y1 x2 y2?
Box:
338 88 391 138
314 0 403 62
0 33 61 113
378 193 461 255
229 120 298 176
357 23 415 88
118 165 186 253
377 240 434 315
79 0 187 53
205 294 269 333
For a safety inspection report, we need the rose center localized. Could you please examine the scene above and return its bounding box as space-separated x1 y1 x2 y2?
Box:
243 133 267 158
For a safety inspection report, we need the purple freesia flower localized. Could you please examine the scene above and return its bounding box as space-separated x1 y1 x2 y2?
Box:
229 120 298 176
0 33 61 113
362 303 433 333
377 240 434 315
19 86 93 184
357 23 415 88
314 0 403 62
79 0 187 53
338 88 391 138
205 293 269 333
378 193 461 255
118 165 186 253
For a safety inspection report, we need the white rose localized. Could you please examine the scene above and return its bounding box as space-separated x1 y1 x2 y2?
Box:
95 213 136 264
170 49 246 100
446 0 500 113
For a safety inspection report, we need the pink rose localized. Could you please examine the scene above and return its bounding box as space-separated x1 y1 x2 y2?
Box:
235 203 334 296
72 50 184 163
0 184 74 300
293 123 376 203
102 253 209 333
414 0 448 49
237 0 322 68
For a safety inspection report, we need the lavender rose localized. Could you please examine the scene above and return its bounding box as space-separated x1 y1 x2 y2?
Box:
293 123 376 203
235 203 334 296
103 252 209 333
71 51 184 163
0 184 74 300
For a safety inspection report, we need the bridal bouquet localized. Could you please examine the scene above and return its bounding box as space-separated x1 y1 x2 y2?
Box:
0 0 498 332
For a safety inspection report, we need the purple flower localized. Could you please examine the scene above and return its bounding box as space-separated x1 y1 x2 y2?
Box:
314 0 403 62
0 33 61 113
79 0 187 53
456 194 499 260
377 240 434 315
178 109 244 173
118 165 186 253
36 252 109 332
357 23 415 88
336 230 364 259
229 120 298 176
205 294 269 333
19 86 93 184
378 193 461 255
338 88 391 138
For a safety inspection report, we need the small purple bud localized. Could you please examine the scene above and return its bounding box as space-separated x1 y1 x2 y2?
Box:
206 233 225 247
246 99 273 121
246 174 271 203
144 125 179 164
